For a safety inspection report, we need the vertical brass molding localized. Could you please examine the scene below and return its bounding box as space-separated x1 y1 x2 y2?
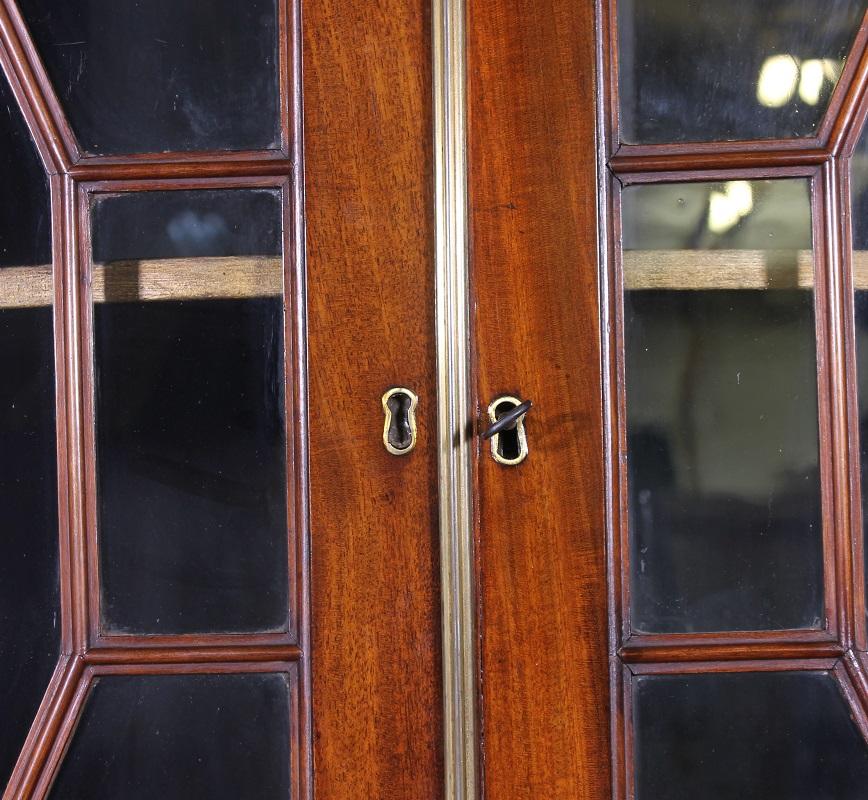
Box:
433 0 477 797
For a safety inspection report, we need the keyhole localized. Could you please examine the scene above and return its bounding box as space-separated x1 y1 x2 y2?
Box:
382 388 418 455
493 400 521 462
486 394 529 466
387 393 413 450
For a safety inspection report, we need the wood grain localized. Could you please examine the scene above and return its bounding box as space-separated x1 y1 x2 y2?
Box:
824 9 868 156
303 0 444 797
0 0 445 793
611 146 829 174
619 630 843 664
469 0 610 797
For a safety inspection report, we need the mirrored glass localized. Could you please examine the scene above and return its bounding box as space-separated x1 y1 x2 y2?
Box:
623 179 823 633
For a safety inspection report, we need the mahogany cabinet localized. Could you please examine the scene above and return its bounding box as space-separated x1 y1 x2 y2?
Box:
2 0 868 798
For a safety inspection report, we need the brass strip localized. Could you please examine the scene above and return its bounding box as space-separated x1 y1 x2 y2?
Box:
433 0 477 795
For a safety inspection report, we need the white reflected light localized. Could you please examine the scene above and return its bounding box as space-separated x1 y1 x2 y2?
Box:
708 181 754 235
726 180 753 217
757 54 800 108
708 192 739 234
823 58 843 82
799 59 825 105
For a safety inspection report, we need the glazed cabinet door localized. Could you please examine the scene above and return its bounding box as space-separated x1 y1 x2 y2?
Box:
12 1 868 799
470 1 868 798
0 1 443 798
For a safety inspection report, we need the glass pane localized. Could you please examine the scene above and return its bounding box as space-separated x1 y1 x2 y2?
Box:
623 179 822 633
618 0 865 144
851 126 868 631
49 673 291 799
18 0 280 155
634 671 868 799
92 189 288 636
0 73 58 783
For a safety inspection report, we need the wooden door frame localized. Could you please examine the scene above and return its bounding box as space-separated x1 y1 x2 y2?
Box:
0 0 456 796
466 3 868 799
0 1 310 797
0 2 796 799
468 0 610 797
598 3 868 799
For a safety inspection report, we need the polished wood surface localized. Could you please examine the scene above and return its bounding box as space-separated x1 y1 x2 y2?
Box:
0 0 447 791
6 0 868 796
469 1 610 797
0 0 434 796
303 1 444 797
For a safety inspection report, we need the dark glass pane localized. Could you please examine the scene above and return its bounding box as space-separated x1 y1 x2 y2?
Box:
850 126 868 631
635 671 868 799
49 673 291 800
623 180 822 633
92 189 288 636
0 72 58 785
0 96 51 269
18 0 280 155
619 0 865 144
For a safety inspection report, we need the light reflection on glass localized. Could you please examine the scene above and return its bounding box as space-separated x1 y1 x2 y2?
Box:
707 181 754 235
757 55 843 109
623 179 823 633
756 55 801 108
618 0 864 143
848 123 868 633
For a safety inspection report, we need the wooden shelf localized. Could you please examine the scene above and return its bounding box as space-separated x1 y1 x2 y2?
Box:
3 250 868 308
624 248 868 291
623 249 822 291
0 264 52 309
0 256 283 309
624 249 868 291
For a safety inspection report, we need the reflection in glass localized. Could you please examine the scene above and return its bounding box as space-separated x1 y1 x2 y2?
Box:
618 0 865 144
0 72 58 785
92 189 288 636
623 179 822 633
850 126 868 631
49 674 291 800
634 671 868 799
18 0 280 155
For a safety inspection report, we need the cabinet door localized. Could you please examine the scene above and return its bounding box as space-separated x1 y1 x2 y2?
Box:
0 1 443 798
469 2 610 796
470 1 868 798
